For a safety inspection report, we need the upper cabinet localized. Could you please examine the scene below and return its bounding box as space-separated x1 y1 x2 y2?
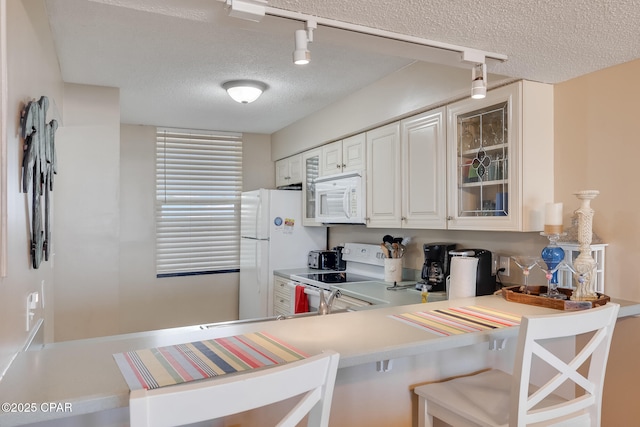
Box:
320 133 366 176
446 80 553 231
366 108 447 229
279 80 553 232
366 122 402 228
401 108 447 229
301 148 322 226
275 153 303 188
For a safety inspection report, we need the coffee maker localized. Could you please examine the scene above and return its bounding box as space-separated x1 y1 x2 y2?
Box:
421 243 457 291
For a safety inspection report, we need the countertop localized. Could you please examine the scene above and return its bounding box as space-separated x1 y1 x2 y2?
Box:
274 268 447 307
2 295 640 426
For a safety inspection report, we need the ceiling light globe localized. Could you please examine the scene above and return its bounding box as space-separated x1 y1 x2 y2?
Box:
222 80 267 104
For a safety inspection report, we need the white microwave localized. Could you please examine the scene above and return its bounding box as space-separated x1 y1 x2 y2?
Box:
314 170 366 224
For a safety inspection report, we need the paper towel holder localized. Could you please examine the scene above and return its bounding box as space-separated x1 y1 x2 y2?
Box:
450 249 497 296
450 250 476 257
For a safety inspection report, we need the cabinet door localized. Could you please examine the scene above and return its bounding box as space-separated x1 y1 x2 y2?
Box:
275 158 290 188
288 154 303 184
276 154 303 187
447 88 515 230
342 133 366 172
302 148 322 226
401 108 447 229
366 122 401 228
273 276 293 316
446 81 553 231
320 140 343 176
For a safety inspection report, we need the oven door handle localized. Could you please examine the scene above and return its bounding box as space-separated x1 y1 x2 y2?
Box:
304 287 320 297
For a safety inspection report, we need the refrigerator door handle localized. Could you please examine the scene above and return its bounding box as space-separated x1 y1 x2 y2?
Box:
255 193 263 239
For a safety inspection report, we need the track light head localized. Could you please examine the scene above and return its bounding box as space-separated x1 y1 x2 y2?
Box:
471 63 487 99
293 29 310 65
293 21 316 65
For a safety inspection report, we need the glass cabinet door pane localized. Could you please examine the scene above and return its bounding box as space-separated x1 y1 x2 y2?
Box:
457 101 509 218
305 155 320 221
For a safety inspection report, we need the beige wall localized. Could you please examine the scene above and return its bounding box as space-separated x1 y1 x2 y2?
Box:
555 59 640 301
554 58 640 425
0 0 63 374
116 126 273 335
242 132 274 191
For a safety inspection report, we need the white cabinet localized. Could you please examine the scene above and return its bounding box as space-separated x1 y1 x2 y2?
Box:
275 154 303 188
401 108 447 229
302 148 322 226
273 276 294 316
446 80 554 231
320 133 366 176
366 122 402 228
366 108 446 229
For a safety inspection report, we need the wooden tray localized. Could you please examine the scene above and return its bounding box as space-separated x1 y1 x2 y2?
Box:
501 285 610 311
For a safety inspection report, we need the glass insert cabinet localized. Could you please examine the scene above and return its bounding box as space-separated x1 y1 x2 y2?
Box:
447 80 554 231
457 102 509 217
302 148 322 226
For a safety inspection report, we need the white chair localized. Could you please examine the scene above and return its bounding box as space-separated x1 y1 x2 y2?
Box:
130 350 340 427
414 303 619 427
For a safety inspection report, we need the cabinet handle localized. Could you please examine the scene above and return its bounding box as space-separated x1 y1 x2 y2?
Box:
446 216 453 220
342 164 346 168
336 165 340 169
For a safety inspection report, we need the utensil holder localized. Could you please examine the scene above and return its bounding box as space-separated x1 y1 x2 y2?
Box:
384 258 403 282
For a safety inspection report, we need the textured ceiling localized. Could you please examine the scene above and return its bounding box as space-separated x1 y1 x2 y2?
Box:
44 0 640 134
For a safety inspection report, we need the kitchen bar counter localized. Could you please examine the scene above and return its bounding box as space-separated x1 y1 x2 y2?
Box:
2 295 640 426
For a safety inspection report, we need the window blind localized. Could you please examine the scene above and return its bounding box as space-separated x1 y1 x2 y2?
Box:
156 128 242 276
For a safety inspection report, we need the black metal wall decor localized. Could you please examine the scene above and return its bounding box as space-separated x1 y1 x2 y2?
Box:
21 96 57 269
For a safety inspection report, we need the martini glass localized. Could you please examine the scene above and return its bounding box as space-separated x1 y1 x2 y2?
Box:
511 256 539 294
538 261 567 299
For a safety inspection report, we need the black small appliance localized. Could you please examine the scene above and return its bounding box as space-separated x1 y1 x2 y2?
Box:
333 246 347 271
307 250 338 270
451 248 497 296
421 243 457 291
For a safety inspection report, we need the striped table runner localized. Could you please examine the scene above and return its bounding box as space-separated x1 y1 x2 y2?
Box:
390 305 521 337
113 331 309 390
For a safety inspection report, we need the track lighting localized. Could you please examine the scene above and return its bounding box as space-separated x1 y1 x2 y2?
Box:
293 21 316 65
471 63 487 99
222 80 267 104
225 0 267 22
222 1 508 73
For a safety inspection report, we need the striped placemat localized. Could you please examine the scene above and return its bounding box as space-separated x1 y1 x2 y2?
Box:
390 305 521 337
113 331 309 390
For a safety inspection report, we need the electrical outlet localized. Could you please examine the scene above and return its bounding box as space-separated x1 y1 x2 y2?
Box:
499 256 510 277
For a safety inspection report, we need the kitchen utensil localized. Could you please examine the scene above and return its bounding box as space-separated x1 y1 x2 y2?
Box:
380 243 390 258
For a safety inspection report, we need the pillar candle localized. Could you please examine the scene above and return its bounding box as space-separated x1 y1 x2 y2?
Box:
544 202 563 234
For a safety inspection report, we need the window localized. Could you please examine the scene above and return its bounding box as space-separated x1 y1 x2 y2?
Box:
155 128 242 277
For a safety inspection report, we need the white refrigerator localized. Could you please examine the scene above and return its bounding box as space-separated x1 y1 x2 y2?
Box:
239 189 326 319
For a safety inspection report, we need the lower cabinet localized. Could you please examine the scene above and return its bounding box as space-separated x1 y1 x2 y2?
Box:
273 276 295 316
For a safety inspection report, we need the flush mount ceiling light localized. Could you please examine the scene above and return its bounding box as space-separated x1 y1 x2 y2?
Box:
471 63 487 99
222 80 267 104
293 21 316 65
